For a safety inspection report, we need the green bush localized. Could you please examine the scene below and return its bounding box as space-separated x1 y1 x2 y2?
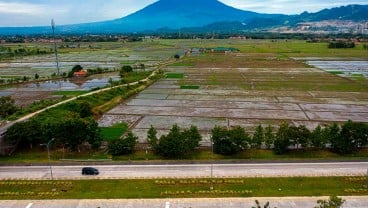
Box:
151 125 202 158
212 126 250 155
108 132 138 156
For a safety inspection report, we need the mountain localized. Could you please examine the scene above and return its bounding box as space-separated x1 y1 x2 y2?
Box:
72 0 282 33
107 0 276 31
297 4 368 22
0 1 367 35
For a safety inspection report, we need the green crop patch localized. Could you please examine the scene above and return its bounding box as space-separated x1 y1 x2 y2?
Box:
329 71 344 75
180 85 200 89
166 73 184 79
100 122 128 142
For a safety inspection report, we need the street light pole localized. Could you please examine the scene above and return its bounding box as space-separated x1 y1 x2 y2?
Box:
42 138 55 181
210 136 214 190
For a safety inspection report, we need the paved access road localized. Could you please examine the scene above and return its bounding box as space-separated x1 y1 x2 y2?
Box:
1 197 368 208
0 162 367 180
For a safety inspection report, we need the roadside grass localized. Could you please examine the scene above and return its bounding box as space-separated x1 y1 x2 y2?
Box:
0 176 366 199
1 149 367 164
52 91 87 97
100 122 129 142
7 99 64 121
122 71 152 83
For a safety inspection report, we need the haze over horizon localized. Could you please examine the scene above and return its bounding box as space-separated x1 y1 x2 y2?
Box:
0 0 367 27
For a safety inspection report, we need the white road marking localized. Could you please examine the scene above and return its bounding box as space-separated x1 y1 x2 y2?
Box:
25 203 33 208
165 201 170 208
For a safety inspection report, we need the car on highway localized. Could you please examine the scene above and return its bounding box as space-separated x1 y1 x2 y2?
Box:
81 167 99 175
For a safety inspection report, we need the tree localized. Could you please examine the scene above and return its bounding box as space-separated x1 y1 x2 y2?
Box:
72 65 83 72
183 125 202 151
296 125 311 149
331 120 368 154
315 196 345 208
264 125 275 149
311 125 326 149
63 100 93 118
108 131 138 156
4 120 42 150
147 125 158 151
55 116 100 152
76 101 93 118
156 124 202 158
84 117 102 150
274 123 292 154
68 65 83 77
174 54 180 59
251 125 264 149
0 96 18 118
34 73 39 80
120 65 133 78
212 126 250 155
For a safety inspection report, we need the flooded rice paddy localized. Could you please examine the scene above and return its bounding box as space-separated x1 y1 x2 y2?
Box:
307 60 368 77
100 61 368 144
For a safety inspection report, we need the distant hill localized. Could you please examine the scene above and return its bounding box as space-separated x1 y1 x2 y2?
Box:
0 1 367 35
107 0 279 31
297 4 368 22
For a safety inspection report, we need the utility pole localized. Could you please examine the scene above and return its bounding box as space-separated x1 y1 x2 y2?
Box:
51 19 60 75
210 136 214 190
41 138 55 182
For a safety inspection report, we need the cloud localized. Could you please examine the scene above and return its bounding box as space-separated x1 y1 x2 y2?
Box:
221 0 368 14
0 0 366 27
0 1 48 14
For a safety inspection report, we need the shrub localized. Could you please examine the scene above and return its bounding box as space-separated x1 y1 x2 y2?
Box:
108 132 138 156
212 126 250 155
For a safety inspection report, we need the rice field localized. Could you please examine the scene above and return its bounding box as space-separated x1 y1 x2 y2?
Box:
1 39 368 143
99 41 368 144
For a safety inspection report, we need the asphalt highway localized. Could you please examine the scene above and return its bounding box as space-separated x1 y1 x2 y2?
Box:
1 162 367 180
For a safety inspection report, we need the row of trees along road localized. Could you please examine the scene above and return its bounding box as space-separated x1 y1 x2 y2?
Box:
107 120 368 158
4 100 101 152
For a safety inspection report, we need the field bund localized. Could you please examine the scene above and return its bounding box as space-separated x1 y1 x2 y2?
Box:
99 53 368 144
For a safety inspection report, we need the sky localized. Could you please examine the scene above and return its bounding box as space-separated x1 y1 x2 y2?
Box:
0 0 367 27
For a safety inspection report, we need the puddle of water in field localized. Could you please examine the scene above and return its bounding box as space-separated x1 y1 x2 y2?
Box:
0 92 12 97
307 60 368 77
3 76 121 91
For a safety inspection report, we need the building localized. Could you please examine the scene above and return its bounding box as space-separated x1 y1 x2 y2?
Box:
73 70 88 77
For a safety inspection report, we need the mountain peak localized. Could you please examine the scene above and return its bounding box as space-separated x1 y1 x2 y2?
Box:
115 0 260 31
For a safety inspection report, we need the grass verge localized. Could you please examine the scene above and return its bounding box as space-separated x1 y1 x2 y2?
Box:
0 177 366 199
1 149 367 164
52 91 87 97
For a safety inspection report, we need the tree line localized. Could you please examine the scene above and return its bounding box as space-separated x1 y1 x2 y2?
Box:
107 120 368 158
0 46 52 60
328 41 355 49
3 103 367 157
3 100 101 153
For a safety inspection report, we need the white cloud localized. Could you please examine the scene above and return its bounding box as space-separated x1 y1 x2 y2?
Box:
221 0 368 14
0 1 49 14
0 0 366 27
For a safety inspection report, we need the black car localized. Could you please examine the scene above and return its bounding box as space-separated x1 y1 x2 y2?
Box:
81 167 99 175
